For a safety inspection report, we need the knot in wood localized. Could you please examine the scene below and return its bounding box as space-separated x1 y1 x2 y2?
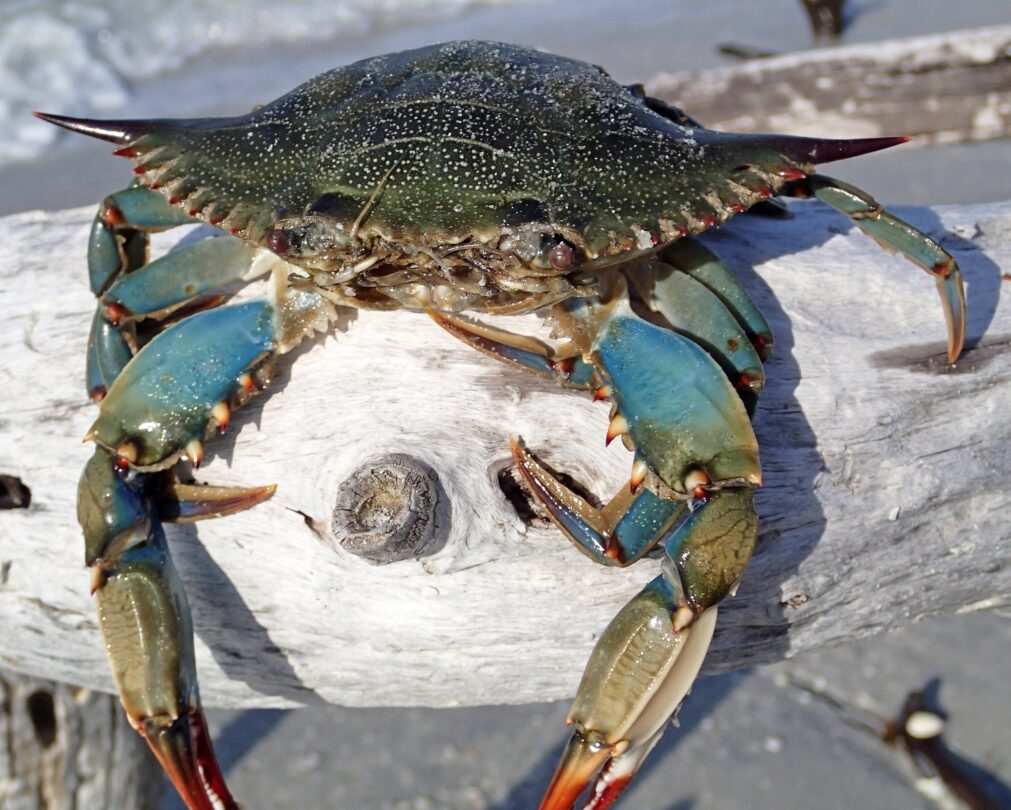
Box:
331 454 438 564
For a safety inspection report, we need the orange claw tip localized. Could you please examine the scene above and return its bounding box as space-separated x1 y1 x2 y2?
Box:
552 357 576 375
592 386 611 402
88 564 109 595
603 537 624 564
103 301 127 325
211 400 231 433
102 204 126 226
605 414 629 446
186 439 204 469
538 733 611 810
144 709 239 810
673 604 697 633
583 777 633 810
629 457 649 494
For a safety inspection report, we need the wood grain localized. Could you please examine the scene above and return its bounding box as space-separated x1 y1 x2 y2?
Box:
0 199 1008 709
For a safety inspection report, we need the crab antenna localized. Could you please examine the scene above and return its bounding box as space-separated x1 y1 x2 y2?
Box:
32 112 157 144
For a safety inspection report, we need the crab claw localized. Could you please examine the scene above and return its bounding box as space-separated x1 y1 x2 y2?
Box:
591 303 760 491
79 448 238 810
540 579 718 810
142 706 237 810
88 300 277 467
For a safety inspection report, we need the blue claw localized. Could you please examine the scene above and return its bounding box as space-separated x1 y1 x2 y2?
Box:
593 306 761 492
89 301 276 466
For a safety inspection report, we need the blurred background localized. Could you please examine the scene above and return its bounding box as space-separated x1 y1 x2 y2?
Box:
2 1 1008 808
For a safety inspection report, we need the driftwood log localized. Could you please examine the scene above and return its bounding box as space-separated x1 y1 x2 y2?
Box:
0 670 161 809
0 199 1009 711
647 25 1011 146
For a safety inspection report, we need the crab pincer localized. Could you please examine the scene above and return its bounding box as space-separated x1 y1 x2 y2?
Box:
79 284 329 809
504 302 759 809
77 302 285 809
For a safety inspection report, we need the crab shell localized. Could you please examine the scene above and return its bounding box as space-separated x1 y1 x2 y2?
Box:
40 41 904 314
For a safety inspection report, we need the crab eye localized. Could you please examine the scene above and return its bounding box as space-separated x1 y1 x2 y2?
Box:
265 228 291 256
547 240 575 270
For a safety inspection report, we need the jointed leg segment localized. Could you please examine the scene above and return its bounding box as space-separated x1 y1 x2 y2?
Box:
79 185 333 810
783 173 966 362
434 270 765 810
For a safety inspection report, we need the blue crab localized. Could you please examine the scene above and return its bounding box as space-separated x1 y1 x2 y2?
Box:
36 40 964 810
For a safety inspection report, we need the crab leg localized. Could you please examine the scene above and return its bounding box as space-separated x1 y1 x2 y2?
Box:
85 185 263 401
782 172 966 362
540 488 758 810
78 186 336 808
429 309 596 387
80 301 280 810
512 440 683 566
628 257 766 414
79 451 245 810
517 299 760 810
658 237 774 361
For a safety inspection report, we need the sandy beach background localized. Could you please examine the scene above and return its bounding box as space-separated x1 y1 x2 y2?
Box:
2 1 1008 808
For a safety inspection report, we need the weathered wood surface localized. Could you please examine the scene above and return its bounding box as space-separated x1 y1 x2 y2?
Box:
0 669 161 809
0 200 1009 710
648 25 1011 145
